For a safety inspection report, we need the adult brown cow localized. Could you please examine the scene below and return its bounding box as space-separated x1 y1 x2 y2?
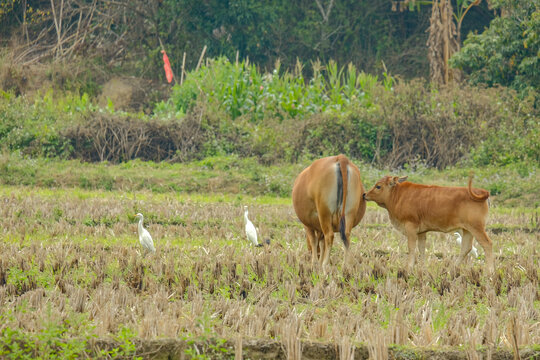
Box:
363 175 494 273
292 155 366 271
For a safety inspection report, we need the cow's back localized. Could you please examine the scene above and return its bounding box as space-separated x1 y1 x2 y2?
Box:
292 155 365 231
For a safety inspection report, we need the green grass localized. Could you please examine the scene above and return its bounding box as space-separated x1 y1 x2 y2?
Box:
1 153 538 207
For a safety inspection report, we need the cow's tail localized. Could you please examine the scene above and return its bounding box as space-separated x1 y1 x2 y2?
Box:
336 155 349 249
467 173 489 202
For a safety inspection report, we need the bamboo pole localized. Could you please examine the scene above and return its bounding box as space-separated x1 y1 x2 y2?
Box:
196 45 207 72
181 52 186 85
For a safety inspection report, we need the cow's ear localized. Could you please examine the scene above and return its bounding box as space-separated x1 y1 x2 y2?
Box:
389 176 399 186
398 176 408 183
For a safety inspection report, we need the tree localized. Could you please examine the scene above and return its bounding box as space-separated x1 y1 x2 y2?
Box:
426 0 460 84
450 0 540 92
392 0 484 84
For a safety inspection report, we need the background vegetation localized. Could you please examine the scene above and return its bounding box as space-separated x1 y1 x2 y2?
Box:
0 0 537 172
1 58 538 170
451 0 540 93
0 0 494 78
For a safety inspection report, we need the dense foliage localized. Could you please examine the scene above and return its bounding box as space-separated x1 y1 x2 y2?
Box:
152 0 435 76
450 0 540 92
0 0 495 79
1 59 538 169
159 58 387 120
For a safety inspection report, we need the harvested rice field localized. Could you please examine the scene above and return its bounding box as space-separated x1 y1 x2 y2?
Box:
0 175 538 359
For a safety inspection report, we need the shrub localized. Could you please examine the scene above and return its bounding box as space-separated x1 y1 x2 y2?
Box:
371 80 503 169
0 91 75 158
293 80 538 169
450 0 540 93
64 105 211 163
1 59 538 169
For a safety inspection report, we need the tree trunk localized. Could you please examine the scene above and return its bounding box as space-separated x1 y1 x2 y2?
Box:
426 0 460 85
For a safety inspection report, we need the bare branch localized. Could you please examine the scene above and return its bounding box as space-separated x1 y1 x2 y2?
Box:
314 0 335 22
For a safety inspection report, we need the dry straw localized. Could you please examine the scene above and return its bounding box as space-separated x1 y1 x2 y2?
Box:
0 189 538 356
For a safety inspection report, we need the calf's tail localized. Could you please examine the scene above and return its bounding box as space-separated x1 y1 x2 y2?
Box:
468 174 489 202
336 155 349 249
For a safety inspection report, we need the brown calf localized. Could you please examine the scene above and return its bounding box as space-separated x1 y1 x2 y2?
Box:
363 175 494 272
292 155 366 271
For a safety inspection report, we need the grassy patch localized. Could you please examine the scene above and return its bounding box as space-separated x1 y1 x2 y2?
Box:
1 154 538 207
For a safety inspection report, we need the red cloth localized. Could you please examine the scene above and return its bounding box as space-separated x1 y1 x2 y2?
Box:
161 50 173 83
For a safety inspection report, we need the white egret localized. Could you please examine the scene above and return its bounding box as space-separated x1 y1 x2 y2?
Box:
244 206 260 246
454 232 479 258
135 213 156 254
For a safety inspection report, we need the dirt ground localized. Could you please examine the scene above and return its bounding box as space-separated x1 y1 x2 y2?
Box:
91 338 539 359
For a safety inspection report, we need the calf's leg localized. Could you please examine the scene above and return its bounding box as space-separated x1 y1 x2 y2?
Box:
457 229 473 265
468 226 494 273
404 224 419 270
417 233 427 264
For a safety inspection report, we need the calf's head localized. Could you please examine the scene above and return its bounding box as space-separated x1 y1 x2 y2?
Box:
363 175 408 207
